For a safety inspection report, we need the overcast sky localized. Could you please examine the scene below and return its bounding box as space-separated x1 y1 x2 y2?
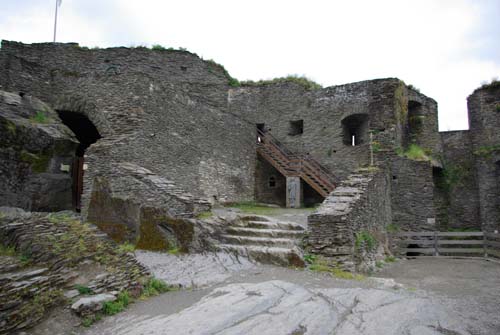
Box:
1 0 499 130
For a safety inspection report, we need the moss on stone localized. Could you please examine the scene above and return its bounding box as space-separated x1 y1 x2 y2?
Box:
20 150 51 173
135 212 169 251
166 217 194 253
92 221 130 243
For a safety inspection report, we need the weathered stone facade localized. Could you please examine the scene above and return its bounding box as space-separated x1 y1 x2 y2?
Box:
1 39 498 253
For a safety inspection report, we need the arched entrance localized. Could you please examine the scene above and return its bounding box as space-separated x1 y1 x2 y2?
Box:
57 111 101 211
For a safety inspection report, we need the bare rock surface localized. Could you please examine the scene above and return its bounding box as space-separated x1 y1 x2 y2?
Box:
71 294 117 315
134 251 254 288
80 280 468 335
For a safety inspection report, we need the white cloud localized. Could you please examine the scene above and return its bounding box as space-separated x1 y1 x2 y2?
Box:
1 0 499 130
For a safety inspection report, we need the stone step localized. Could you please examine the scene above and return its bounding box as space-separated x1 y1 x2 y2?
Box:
216 244 305 267
237 220 305 231
220 235 297 248
226 226 305 239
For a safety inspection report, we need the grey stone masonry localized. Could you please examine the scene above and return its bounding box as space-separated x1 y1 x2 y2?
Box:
308 169 391 272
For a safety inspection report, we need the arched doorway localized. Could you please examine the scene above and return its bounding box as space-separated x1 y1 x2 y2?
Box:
57 111 101 211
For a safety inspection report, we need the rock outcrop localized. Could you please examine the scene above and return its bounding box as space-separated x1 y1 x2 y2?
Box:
0 208 149 334
0 91 78 211
84 280 469 335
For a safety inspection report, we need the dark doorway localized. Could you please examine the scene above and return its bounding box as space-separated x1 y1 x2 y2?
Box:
57 111 101 211
302 180 324 207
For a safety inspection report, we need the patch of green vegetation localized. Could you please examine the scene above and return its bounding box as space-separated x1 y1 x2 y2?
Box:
196 211 213 220
479 79 500 90
19 252 31 265
206 59 240 87
407 84 420 92
81 317 94 327
18 289 63 321
0 243 16 256
435 161 470 193
141 278 174 298
74 284 93 295
48 212 75 224
303 253 317 264
20 150 51 173
117 242 136 253
355 230 377 251
371 141 382 153
397 144 430 161
5 119 16 135
227 201 278 215
384 256 396 263
495 104 500 112
167 246 180 255
241 75 322 91
473 144 500 159
103 291 130 316
386 224 400 233
151 44 167 51
308 256 365 280
375 261 384 268
30 110 50 123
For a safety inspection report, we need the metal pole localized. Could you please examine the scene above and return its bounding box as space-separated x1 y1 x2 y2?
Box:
53 0 59 43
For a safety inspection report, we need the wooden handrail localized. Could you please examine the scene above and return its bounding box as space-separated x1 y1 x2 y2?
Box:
257 130 336 196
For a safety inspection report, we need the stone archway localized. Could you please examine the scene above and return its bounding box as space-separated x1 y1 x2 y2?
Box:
57 110 102 211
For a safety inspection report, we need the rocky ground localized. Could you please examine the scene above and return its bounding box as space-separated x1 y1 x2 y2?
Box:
25 253 500 335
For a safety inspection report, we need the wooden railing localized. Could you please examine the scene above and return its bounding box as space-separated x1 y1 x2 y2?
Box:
256 129 336 197
392 231 500 260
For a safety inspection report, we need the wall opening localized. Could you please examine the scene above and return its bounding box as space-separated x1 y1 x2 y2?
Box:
302 180 324 207
341 114 368 146
57 111 101 211
289 120 304 136
407 100 423 146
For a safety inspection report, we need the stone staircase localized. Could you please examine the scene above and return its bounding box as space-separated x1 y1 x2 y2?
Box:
217 215 306 267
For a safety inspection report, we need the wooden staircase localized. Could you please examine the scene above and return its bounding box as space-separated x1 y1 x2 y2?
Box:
257 129 336 197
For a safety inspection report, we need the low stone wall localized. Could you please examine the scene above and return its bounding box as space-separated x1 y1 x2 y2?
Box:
307 170 391 272
0 208 149 334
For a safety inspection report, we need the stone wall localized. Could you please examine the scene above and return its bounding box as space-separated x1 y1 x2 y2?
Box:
438 131 480 230
467 84 500 232
389 155 436 231
229 79 410 183
307 170 391 272
254 155 286 206
0 41 256 217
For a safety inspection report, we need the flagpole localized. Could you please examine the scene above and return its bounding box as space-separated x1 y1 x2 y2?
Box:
53 0 59 42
